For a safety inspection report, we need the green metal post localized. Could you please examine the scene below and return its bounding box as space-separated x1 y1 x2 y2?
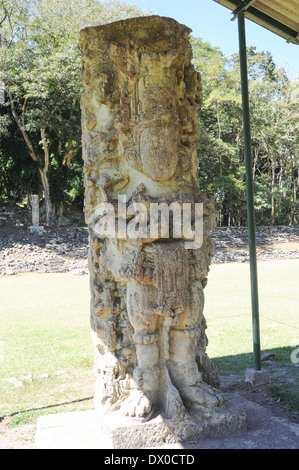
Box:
238 11 262 371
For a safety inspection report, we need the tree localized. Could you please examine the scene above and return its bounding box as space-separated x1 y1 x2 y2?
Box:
242 48 298 225
193 36 299 226
0 0 144 224
1 10 298 227
192 36 246 226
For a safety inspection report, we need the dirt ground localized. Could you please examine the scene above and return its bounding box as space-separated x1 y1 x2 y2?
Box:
0 418 37 449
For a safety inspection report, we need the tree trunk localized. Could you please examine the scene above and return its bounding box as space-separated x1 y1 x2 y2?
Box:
51 203 64 226
291 156 298 225
39 128 55 225
39 168 53 225
8 92 54 224
271 159 275 226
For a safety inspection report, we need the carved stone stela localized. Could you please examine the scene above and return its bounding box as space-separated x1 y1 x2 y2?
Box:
80 16 246 447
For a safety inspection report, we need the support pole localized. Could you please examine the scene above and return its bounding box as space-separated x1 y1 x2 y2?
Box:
238 11 261 371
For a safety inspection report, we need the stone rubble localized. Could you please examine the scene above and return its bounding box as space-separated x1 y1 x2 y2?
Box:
1 220 299 276
210 226 299 263
0 222 89 276
5 371 69 388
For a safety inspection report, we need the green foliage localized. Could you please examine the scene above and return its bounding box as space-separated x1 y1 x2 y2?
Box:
0 121 40 200
269 384 299 412
0 0 144 222
192 35 299 226
0 7 298 226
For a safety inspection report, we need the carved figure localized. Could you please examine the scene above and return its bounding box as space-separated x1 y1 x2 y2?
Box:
80 16 224 423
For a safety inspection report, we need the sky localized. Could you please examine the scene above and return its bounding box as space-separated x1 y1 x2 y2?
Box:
124 0 299 81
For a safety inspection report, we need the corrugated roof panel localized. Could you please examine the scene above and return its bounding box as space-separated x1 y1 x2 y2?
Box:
213 0 299 44
255 0 299 32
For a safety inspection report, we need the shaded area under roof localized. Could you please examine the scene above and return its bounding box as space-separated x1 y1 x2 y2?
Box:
213 0 299 44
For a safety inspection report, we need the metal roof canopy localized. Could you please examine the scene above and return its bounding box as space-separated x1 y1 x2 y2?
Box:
212 1 298 372
213 0 299 44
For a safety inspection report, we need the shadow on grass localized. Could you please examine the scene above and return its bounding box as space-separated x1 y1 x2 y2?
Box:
213 345 299 413
212 345 298 375
0 396 94 422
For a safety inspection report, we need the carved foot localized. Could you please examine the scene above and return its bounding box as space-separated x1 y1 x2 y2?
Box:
167 359 225 412
121 389 155 422
179 381 225 411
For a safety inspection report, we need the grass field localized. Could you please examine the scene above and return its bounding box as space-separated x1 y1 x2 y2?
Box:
205 259 299 365
0 273 94 424
0 259 298 424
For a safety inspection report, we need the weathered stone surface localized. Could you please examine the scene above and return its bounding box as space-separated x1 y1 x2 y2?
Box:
31 195 40 226
28 195 44 234
80 15 246 443
6 377 23 387
28 225 44 234
245 368 270 386
97 399 246 449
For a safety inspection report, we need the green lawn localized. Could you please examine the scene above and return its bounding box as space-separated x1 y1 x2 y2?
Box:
0 273 94 422
204 259 299 363
204 259 299 413
0 259 298 423
0 273 92 376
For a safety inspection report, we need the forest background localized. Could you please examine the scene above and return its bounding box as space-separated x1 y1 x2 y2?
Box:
0 0 298 227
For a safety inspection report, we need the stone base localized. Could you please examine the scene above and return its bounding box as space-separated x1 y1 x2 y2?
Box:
29 225 44 234
245 368 270 386
97 398 246 449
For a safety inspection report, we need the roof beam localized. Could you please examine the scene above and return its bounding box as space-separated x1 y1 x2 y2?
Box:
248 6 298 42
231 0 257 21
214 0 299 43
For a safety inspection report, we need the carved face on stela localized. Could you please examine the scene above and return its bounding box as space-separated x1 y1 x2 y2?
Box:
136 52 180 182
110 39 199 185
